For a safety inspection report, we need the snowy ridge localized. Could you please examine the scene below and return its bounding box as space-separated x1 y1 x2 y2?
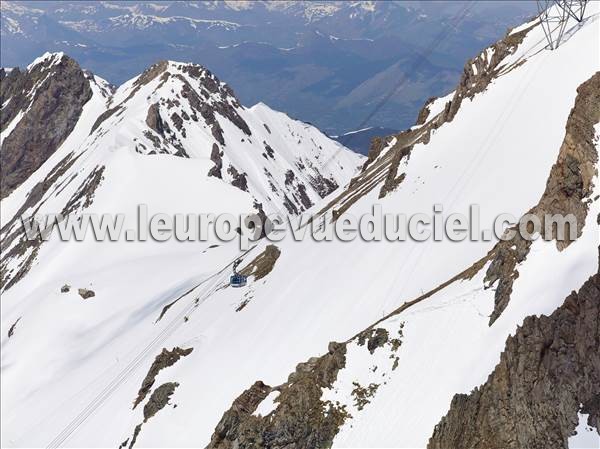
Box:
86 60 361 216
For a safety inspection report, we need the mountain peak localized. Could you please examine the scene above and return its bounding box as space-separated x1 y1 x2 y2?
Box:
1 51 93 198
25 51 67 71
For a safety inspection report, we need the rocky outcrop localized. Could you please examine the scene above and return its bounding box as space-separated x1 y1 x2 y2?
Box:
227 166 248 192
428 268 600 449
240 245 281 281
484 234 532 325
207 381 272 448
145 103 168 137
307 171 338 200
175 63 251 144
143 382 179 421
284 170 314 210
357 327 390 354
442 23 535 123
126 381 180 448
0 54 93 198
379 24 536 200
362 135 394 171
78 288 95 299
208 143 224 179
206 342 349 449
486 71 599 324
7 317 21 338
379 145 410 199
132 347 193 409
263 142 275 159
206 321 408 449
415 96 437 126
90 105 123 134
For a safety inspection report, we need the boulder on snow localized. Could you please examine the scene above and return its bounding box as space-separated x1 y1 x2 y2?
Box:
78 288 95 299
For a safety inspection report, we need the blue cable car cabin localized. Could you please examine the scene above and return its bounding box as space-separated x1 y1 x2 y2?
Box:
230 273 247 288
230 259 247 287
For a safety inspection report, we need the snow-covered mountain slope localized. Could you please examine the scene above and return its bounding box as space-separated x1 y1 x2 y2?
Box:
1 4 599 449
201 8 600 448
0 52 361 292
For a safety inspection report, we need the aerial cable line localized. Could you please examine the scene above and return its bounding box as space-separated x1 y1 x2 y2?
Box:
376 16 568 314
322 0 477 168
45 247 254 448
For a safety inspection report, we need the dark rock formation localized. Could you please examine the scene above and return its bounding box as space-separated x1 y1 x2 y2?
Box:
78 288 95 299
263 141 275 159
132 347 193 409
208 381 272 447
176 64 251 144
240 245 281 281
379 145 410 199
351 382 379 411
362 135 393 171
206 342 349 449
484 235 532 325
304 164 339 199
143 382 179 421
170 112 184 135
429 269 600 449
284 170 314 211
90 105 123 134
0 54 93 198
486 71 599 324
357 327 390 354
127 381 181 448
415 96 437 125
145 103 167 136
227 166 248 192
208 143 224 179
7 317 21 338
443 23 536 123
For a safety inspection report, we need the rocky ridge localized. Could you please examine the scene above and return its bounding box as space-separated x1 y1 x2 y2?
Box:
0 53 93 198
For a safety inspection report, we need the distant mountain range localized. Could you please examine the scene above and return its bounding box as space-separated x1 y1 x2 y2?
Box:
1 1 538 136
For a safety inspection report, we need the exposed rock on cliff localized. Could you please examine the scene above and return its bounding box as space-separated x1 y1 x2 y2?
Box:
0 54 92 198
240 245 281 281
132 347 193 409
206 342 349 449
428 268 600 449
486 71 599 324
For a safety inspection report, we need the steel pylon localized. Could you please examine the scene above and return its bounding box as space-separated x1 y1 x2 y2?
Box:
536 0 588 49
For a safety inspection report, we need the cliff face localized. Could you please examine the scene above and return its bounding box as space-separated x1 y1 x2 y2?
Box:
0 53 93 198
206 342 349 449
485 71 600 325
428 264 600 449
